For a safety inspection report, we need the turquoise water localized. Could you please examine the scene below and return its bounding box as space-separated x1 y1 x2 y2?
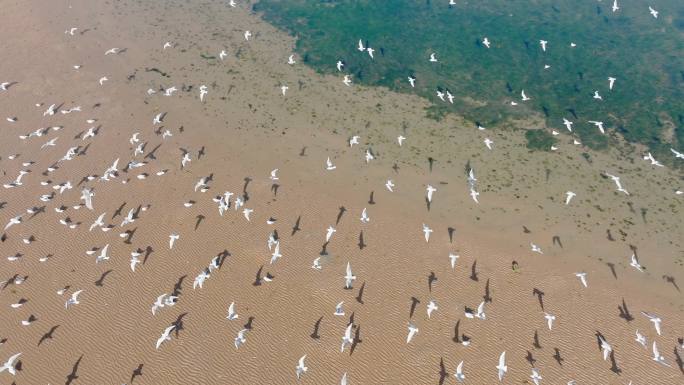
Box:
255 0 684 161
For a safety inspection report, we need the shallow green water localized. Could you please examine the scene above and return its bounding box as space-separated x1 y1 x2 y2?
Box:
255 0 684 160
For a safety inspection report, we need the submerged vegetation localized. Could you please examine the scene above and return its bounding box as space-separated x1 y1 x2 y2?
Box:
255 0 684 160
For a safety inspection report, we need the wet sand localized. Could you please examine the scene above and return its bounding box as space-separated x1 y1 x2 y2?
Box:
0 0 682 384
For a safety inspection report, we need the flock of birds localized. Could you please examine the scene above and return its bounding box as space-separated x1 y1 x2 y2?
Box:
0 0 683 384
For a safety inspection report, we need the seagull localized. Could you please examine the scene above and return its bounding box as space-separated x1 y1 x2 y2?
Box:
635 330 647 347
89 212 106 231
565 191 576 205
156 325 175 349
365 149 374 163
163 86 177 96
244 30 252 40
593 91 603 100
407 323 419 343
649 6 658 18
427 300 438 318
426 185 436 202
531 243 543 254
243 208 253 221
227 302 238 320
4 215 22 230
151 294 167 315
521 90 531 101
652 341 669 366
449 253 460 269
343 75 352 86
360 208 369 223
81 188 94 210
349 135 360 147
385 180 394 192
469 188 480 203
181 153 192 168
608 77 616 90
629 253 644 272
234 328 248 349
408 76 416 87
483 37 491 48
357 39 365 51
454 361 465 382
643 152 663 167
288 54 296 65
539 40 548 52
65 290 83 308
281 85 288 96
397 135 406 146
199 85 208 102
340 322 354 352
599 336 612 360
344 262 356 289
605 172 629 194
422 223 433 242
163 41 173 49
366 47 374 59
429 53 437 62
612 0 619 12
340 372 348 385
641 312 662 335
219 50 228 60
153 112 165 125
484 138 493 150
575 272 588 287
0 353 21 376
496 351 507 382
336 60 344 71
530 368 542 385
95 244 110 263
169 234 179 249
311 257 322 270
130 253 141 272
475 301 486 319
671 148 684 159
326 226 336 242
544 313 556 330
270 241 282 264
335 302 345 316
295 355 308 379
104 47 120 55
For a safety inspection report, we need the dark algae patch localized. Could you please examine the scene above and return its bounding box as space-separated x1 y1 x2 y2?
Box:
255 0 684 162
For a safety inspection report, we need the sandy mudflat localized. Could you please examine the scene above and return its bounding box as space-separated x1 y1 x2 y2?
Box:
0 0 682 384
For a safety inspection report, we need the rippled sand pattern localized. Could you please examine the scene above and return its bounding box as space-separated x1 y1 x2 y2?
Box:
0 1 682 385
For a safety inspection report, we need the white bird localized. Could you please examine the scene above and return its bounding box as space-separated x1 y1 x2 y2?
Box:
335 301 345 316
270 241 282 264
406 323 419 343
643 152 663 167
496 351 507 382
199 85 208 102
484 138 493 150
612 0 619 12
163 86 177 96
270 168 279 181
593 91 603 100
89 212 106 231
483 37 491 48
41 137 58 149
81 188 94 210
426 185 436 202
244 30 252 40
635 330 647 347
408 76 416 87
575 272 588 287
340 372 348 385
449 253 460 269
475 301 486 319
385 179 394 192
641 311 662 335
539 40 548 52
288 54 296 65
422 223 433 242
104 47 120 55
349 135 360 147
156 325 175 349
0 353 21 376
343 75 352 86
169 234 179 249
454 360 465 382
367 47 375 59
65 290 83 308
562 118 573 132
4 215 22 230
95 244 110 263
652 341 669 366
227 302 238 320
429 53 437 62
397 135 406 146
365 149 374 163
670 148 684 159
234 328 247 349
151 294 167 315
99 76 108 85
600 336 612 361
470 188 480 203
219 50 228 60
357 39 365 51
630 253 644 272
544 313 556 330
243 208 253 221
605 173 628 195
311 257 322 270
336 60 344 71
129 132 140 145
326 226 336 242
295 355 308 379
649 6 658 18
344 262 356 289
530 368 542 385
130 253 141 272
427 300 438 319
340 322 354 352
608 77 616 90
531 243 543 254
360 208 369 223
326 157 336 171
153 112 165 124
281 85 288 96
163 41 173 49
565 191 576 205
521 89 531 101
193 270 210 289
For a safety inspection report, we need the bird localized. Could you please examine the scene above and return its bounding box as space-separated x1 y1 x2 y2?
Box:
336 60 344 71
408 76 416 87
234 329 248 349
89 212 106 231
343 75 352 86
163 41 173 49
643 152 663 167
169 234 179 249
311 257 322 270
340 372 348 385
539 40 548 51
605 172 629 195
427 300 438 318
130 253 141 272
0 353 21 376
4 215 22 230
575 272 587 287
496 351 507 382
406 323 419 343
153 112 165 124
270 241 282 264
335 301 345 316
340 322 354 352
629 253 644 272
426 185 436 202
635 330 647 347
544 313 556 330
422 223 433 242
349 135 360 147
243 208 253 221
652 341 669 366
151 294 167 315
593 90 603 100
454 360 465 382
531 243 543 254
366 47 374 59
227 302 238 320
612 0 619 12
295 355 308 379
199 85 208 102
470 188 480 203
244 30 251 40
449 253 459 269
281 85 288 96
65 290 83 308
219 50 228 60
562 118 573 132
365 149 374 163
270 168 279 181
326 226 336 242
484 138 493 150
397 135 406 146
156 325 175 349
599 336 612 360
287 54 296 65
530 368 542 385
565 191 576 205
360 208 369 223
641 312 662 335
671 148 684 159
483 37 491 48
344 262 356 289
608 77 616 90
98 76 108 85
95 244 110 263
104 47 120 55
429 53 437 62
357 39 365 51
385 180 394 192
649 6 658 18
521 90 531 101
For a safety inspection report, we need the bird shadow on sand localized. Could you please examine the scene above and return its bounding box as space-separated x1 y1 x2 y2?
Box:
350 325 362 355
368 191 375 205
355 282 365 304
428 272 437 292
553 347 564 366
253 266 264 286
310 316 323 339
142 246 154 265
447 227 455 243
606 262 618 280
243 316 254 330
130 363 144 384
172 313 188 337
533 330 542 349
291 215 301 236
470 261 478 281
674 345 684 375
319 242 329 256
409 297 420 318
532 288 545 310
65 355 83 385
618 298 634 321
526 350 536 366
358 231 366 250
438 357 448 385
94 270 113 287
663 275 680 292
483 278 492 303
37 325 59 347
336 206 346 225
